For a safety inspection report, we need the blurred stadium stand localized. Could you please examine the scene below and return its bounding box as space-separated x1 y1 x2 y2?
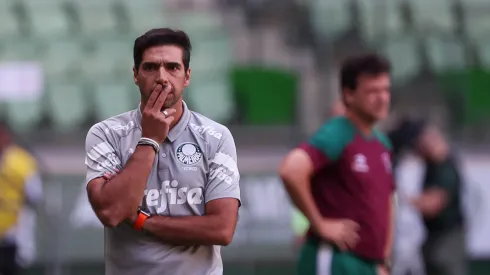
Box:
0 0 307 150
1 1 490 137
2 0 490 274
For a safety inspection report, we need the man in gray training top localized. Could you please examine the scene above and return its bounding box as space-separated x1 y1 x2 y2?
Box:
85 28 241 275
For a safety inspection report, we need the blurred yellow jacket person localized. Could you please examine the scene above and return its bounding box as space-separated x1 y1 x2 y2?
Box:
0 146 38 236
0 123 43 275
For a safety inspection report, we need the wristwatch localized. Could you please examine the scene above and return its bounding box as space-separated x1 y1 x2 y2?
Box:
133 208 151 231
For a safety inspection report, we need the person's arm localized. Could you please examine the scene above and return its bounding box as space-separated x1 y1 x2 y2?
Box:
142 129 241 246
17 170 42 267
279 148 325 232
24 172 43 208
377 195 396 275
85 125 156 228
143 198 239 246
411 164 457 218
412 188 449 218
279 123 346 233
279 138 360 251
86 87 175 228
384 194 395 260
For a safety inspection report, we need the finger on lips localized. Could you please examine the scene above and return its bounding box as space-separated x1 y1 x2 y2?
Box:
152 87 170 111
144 85 163 111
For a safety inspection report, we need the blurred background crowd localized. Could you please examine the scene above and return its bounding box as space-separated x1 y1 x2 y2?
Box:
0 0 490 274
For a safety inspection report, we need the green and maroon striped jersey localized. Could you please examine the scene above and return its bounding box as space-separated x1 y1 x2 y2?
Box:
298 116 394 261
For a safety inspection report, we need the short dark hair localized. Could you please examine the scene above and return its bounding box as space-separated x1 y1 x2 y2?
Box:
388 118 427 155
133 28 192 71
340 53 391 91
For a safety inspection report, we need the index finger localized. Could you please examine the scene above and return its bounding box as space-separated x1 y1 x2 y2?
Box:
151 86 170 111
144 85 163 111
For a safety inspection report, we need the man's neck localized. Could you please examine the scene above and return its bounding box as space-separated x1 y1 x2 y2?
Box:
345 109 374 136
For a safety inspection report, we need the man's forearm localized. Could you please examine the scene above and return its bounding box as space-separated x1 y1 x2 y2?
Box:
96 146 155 221
279 149 324 233
413 188 448 218
384 196 395 259
143 215 232 246
282 176 323 232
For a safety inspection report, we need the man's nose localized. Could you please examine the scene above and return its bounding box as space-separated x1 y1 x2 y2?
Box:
157 66 169 84
379 89 390 101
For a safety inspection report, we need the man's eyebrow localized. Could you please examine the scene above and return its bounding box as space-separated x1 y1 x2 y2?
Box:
142 61 159 65
142 61 181 67
165 61 181 67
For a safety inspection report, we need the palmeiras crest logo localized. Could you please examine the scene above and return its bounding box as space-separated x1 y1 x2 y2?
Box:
176 143 203 165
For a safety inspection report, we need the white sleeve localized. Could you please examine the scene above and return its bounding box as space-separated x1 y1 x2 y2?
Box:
84 124 122 185
205 129 241 204
24 172 43 206
15 207 37 267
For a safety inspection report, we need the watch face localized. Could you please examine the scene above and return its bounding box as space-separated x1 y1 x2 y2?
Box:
138 208 150 217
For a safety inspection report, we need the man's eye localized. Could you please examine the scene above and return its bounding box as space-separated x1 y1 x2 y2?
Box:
143 64 158 71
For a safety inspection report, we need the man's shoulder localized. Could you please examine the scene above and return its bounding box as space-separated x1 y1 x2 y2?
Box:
188 111 233 145
87 109 139 139
320 116 354 133
310 117 355 147
304 116 355 161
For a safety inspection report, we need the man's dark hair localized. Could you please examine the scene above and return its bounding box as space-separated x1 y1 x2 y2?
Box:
340 53 391 91
388 118 427 156
133 28 192 71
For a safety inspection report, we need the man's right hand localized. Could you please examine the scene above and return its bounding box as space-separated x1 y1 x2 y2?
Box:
141 84 177 144
315 219 360 251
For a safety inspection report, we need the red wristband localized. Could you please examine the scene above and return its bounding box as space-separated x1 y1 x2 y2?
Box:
133 211 150 231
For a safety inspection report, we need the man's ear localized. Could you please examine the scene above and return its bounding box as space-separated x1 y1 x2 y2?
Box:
342 89 355 106
133 66 138 85
184 68 191 87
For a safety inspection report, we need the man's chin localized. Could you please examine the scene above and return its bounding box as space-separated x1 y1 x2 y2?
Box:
163 90 185 108
161 98 180 110
369 109 389 121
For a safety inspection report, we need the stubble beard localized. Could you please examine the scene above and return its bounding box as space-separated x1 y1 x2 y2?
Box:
162 92 182 110
349 104 376 125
